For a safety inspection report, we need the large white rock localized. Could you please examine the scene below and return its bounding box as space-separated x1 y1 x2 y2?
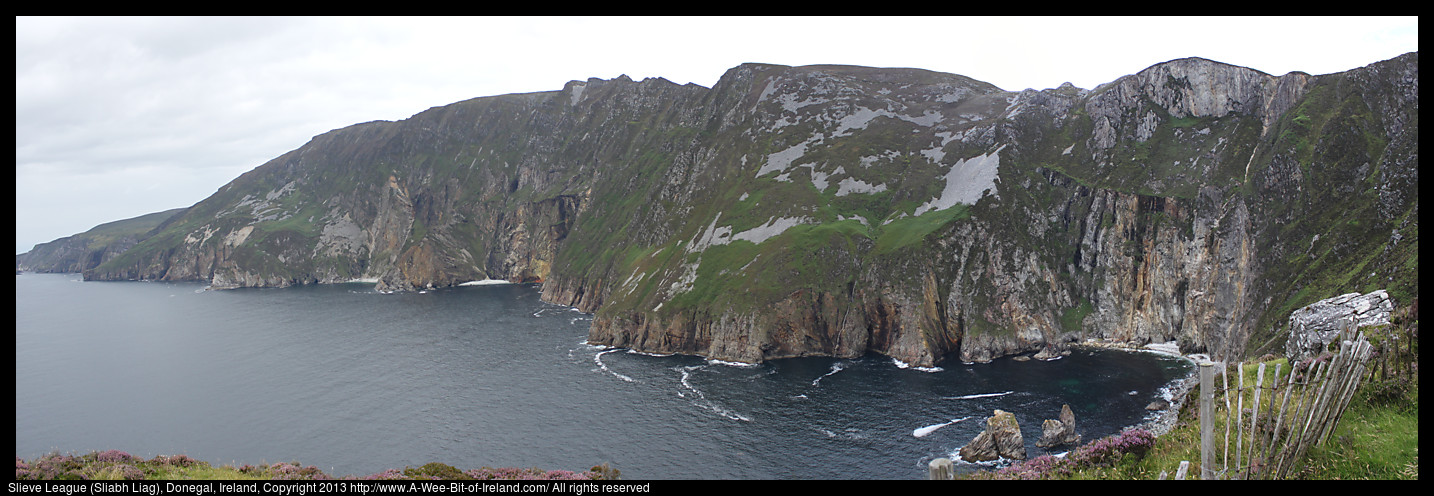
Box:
1285 290 1393 361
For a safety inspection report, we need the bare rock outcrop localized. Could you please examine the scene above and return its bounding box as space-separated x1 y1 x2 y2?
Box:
1036 404 1082 448
1286 290 1394 362
959 409 1026 462
73 53 1418 369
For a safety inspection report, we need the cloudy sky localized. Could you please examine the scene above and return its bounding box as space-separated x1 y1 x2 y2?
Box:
15 16 1418 254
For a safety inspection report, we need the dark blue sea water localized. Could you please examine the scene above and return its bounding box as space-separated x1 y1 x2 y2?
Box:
15 273 1191 479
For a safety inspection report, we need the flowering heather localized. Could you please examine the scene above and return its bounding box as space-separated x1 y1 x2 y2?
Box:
992 454 1072 480
359 468 408 480
16 450 615 480
95 450 138 464
16 452 84 480
92 464 147 480
979 428 1158 480
1068 428 1156 467
268 461 331 480
464 467 599 480
151 454 199 467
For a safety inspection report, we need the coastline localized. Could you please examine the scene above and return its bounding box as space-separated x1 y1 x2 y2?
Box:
1069 339 1205 437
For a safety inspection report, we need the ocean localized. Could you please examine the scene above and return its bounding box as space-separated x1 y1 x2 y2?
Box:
15 273 1192 479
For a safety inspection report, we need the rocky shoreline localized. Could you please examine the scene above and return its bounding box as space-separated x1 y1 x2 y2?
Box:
1071 339 1205 437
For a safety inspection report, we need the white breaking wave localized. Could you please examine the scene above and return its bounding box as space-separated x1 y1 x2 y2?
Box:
811 361 848 386
816 427 868 440
913 416 972 438
891 357 943 372
458 279 512 286
705 358 760 368
628 349 674 358
593 349 635 383
678 365 752 422
944 391 1014 400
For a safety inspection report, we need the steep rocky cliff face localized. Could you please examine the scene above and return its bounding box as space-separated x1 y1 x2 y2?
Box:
81 53 1419 366
16 208 184 274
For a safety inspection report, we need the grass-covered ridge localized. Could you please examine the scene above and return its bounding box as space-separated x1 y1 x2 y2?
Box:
14 452 621 481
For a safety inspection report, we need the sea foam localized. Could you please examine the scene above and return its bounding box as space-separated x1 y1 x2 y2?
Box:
458 279 512 286
913 416 971 437
944 391 1014 400
593 349 635 383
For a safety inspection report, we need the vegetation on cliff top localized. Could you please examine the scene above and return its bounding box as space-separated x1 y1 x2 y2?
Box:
14 453 621 481
966 311 1418 480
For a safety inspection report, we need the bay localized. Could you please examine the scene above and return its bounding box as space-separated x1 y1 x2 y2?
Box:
15 273 1192 479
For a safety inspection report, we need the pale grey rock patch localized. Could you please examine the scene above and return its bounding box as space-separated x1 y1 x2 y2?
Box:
913 144 1006 216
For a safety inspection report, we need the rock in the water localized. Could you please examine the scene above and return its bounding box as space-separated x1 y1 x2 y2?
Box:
1286 290 1393 362
960 430 998 462
960 409 1026 462
1036 404 1081 448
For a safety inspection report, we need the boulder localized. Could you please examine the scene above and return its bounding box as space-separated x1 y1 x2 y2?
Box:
1036 404 1082 448
959 409 1026 462
1285 290 1393 362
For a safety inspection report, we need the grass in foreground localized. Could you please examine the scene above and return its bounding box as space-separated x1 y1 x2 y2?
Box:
962 369 1417 480
14 452 620 481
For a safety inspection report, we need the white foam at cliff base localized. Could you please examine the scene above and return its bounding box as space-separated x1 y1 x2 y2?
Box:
706 358 761 368
459 279 512 286
891 357 943 373
594 349 635 383
679 365 752 421
1142 340 1182 356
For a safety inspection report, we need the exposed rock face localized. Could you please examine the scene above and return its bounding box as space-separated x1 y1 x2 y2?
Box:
16 209 184 274
1285 290 1394 362
1036 404 1082 448
76 53 1420 366
960 410 1026 462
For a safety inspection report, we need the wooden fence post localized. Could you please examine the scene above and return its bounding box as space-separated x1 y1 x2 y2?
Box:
1199 361 1217 480
1182 327 1377 480
928 457 953 480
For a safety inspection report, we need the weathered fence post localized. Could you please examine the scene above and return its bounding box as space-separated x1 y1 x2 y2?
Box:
1200 361 1217 480
928 457 953 480
1247 361 1265 474
1221 362 1232 477
1185 325 1379 480
1235 361 1245 478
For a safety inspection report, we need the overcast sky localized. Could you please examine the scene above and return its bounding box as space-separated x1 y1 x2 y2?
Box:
15 16 1418 254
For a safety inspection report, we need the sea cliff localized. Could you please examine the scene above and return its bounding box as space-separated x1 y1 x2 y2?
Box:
70 53 1418 366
